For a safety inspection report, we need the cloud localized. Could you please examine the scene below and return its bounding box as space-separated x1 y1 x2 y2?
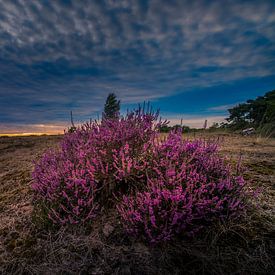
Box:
208 103 238 112
0 0 274 126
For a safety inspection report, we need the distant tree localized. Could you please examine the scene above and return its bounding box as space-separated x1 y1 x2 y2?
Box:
225 90 275 133
159 124 191 133
103 93 120 119
172 124 182 131
171 125 191 132
159 125 171 133
181 125 191 132
227 103 250 128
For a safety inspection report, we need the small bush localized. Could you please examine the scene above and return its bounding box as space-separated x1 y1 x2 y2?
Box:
32 107 249 244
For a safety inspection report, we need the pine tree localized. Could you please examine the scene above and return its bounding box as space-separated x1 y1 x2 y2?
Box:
103 93 120 119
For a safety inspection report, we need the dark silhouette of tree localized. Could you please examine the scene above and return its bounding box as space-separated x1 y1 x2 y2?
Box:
103 93 120 119
225 90 275 133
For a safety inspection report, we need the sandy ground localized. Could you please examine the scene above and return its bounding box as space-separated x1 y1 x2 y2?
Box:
0 133 274 274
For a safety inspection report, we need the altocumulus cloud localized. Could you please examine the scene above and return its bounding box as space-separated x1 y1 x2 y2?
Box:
0 0 274 132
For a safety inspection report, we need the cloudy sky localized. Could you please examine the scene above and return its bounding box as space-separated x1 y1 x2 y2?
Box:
0 0 274 133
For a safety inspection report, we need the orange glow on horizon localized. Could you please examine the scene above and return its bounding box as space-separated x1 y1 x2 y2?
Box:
0 123 68 137
0 132 64 137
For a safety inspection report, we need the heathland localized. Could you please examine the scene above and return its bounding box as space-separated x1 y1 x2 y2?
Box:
0 132 274 274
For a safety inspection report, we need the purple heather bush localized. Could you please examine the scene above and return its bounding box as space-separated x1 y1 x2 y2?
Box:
32 107 249 243
117 131 247 243
32 107 164 224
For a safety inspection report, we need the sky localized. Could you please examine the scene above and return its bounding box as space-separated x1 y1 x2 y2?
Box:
0 0 274 133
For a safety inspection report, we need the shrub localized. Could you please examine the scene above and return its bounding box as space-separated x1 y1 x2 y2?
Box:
32 107 165 224
32 148 101 225
32 107 248 244
117 131 247 244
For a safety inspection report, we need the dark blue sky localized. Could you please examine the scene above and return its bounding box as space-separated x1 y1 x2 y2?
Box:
0 0 274 132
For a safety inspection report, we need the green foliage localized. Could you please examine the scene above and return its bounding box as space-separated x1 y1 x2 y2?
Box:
159 125 171 133
159 124 191 133
225 90 275 133
103 93 120 119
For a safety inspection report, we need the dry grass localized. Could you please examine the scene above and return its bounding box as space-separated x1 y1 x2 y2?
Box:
0 133 274 274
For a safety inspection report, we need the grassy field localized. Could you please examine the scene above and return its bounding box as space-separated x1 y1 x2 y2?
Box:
0 133 274 274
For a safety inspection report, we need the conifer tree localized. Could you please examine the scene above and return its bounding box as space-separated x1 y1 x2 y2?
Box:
103 93 120 119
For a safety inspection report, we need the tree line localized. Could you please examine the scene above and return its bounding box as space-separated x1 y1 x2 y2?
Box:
212 90 275 136
70 90 275 136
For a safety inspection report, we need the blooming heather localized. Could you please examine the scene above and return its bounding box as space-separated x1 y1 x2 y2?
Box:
32 107 165 224
32 107 248 243
117 131 247 243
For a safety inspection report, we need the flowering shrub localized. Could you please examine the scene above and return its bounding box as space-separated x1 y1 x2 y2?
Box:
32 149 99 224
117 131 247 243
32 107 165 224
32 107 248 243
